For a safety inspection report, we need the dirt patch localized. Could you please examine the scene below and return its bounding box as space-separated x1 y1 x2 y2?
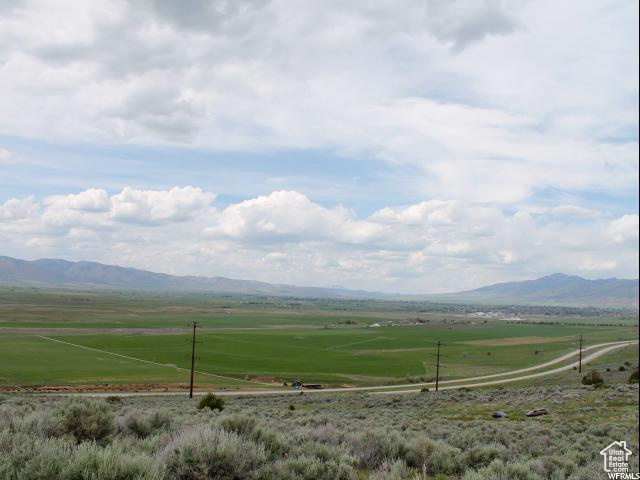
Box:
0 383 240 394
462 336 572 346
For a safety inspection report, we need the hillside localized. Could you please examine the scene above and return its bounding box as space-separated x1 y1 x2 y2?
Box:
453 273 639 307
0 256 637 307
0 256 373 298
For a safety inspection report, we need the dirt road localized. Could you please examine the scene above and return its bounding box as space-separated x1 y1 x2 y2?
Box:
30 339 637 397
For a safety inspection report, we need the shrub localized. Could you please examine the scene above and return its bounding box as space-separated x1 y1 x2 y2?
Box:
251 426 289 459
464 443 508 469
220 415 256 436
120 412 145 438
405 435 438 469
430 442 464 475
305 423 343 447
197 393 225 411
0 431 73 480
220 415 287 458
526 455 576 478
164 426 266 480
629 368 639 384
262 454 357 480
581 371 603 386
405 435 464 475
57 399 114 443
619 366 626 371
64 440 162 480
289 404 296 410
119 410 171 438
21 409 66 438
349 430 406 469
369 459 411 480
467 459 543 480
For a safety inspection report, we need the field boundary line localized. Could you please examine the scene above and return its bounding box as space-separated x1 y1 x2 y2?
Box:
35 335 274 386
39 340 638 398
326 336 390 351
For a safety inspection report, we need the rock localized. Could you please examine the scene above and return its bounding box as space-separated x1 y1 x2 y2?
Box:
526 408 549 417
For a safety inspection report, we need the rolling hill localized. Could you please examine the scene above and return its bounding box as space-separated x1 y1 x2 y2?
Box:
449 273 639 308
0 256 372 298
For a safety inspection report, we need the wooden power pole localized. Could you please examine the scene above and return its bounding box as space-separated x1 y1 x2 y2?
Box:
578 335 583 374
435 340 441 392
189 322 198 398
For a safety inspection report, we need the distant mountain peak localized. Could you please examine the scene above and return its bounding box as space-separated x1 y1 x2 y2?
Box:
462 273 638 307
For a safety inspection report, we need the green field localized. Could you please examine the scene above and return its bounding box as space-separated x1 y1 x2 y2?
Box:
0 287 637 388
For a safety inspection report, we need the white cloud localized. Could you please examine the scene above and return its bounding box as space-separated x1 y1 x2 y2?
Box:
0 196 38 221
550 205 604 219
206 190 381 244
110 186 215 224
424 0 520 51
0 148 12 163
607 214 639 246
0 0 636 204
45 188 111 213
0 1 636 291
0 187 637 293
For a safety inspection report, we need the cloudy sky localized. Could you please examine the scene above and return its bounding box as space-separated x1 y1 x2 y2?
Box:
0 0 638 293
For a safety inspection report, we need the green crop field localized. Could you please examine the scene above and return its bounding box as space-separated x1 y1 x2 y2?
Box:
0 287 637 389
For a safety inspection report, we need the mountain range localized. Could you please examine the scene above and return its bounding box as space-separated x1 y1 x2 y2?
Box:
0 256 637 308
447 273 638 308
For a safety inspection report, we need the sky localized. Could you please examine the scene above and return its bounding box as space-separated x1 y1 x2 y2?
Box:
0 0 638 293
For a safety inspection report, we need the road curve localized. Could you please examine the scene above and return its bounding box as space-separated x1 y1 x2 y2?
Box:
376 340 638 394
39 340 637 398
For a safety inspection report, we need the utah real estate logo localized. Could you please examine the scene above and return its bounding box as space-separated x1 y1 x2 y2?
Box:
600 441 639 479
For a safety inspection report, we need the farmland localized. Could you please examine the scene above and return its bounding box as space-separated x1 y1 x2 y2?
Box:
0 287 637 390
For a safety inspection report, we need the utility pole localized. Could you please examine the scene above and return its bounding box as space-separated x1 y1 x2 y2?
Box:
578 335 583 374
189 322 198 398
435 340 441 392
